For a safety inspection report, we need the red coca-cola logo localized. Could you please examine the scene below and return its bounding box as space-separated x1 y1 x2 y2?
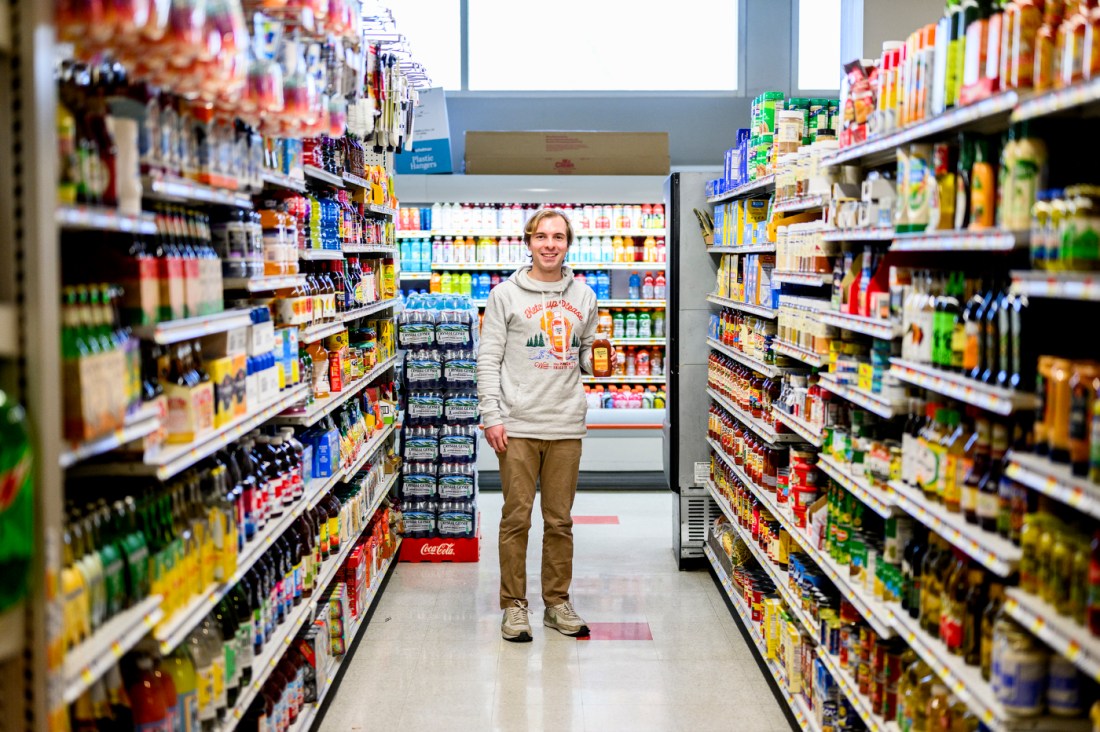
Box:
420 543 456 557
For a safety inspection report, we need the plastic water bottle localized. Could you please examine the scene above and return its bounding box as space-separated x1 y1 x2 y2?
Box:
642 273 655 300
628 272 641 299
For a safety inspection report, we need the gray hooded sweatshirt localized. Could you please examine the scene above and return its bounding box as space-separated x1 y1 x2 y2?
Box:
477 265 598 440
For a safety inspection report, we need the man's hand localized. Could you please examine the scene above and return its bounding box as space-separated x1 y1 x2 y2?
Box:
485 424 508 452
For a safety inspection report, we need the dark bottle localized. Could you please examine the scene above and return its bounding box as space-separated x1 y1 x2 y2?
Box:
228 579 254 688
961 567 986 665
212 599 241 709
1007 290 1030 391
981 281 1007 385
917 535 942 624
977 420 1008 532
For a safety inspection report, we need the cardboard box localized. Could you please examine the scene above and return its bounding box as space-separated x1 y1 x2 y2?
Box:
208 355 247 428
202 327 248 358
464 132 669 175
164 381 215 444
248 321 275 357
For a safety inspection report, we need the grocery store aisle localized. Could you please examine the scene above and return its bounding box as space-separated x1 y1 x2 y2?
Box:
317 491 793 732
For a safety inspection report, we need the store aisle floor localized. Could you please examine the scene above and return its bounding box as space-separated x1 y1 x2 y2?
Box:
318 491 794 732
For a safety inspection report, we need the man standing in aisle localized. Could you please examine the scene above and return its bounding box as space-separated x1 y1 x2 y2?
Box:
478 208 601 643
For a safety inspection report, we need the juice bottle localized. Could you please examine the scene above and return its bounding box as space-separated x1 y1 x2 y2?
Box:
598 308 613 335
636 348 651 376
969 137 997 229
638 311 652 338
654 272 667 299
642 273 655 299
612 236 625 262
440 272 453 295
625 347 637 376
625 310 639 339
614 347 627 376
592 330 613 378
129 653 170 731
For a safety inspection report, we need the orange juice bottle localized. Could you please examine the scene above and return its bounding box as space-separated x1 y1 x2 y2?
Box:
429 272 442 294
612 236 625 262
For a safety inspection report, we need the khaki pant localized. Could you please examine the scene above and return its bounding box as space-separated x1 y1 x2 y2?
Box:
497 437 582 609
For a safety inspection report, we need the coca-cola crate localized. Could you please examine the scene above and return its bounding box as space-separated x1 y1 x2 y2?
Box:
400 518 481 563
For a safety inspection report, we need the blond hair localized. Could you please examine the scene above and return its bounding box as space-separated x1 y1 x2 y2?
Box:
523 208 574 247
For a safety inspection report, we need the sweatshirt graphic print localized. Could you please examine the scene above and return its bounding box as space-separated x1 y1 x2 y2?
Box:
477 266 597 441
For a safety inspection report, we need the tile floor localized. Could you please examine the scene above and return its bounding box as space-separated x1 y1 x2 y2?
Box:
317 491 794 732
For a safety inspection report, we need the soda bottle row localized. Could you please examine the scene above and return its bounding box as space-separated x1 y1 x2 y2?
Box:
397 498 478 539
584 385 667 410
398 202 666 233
707 353 786 431
598 307 666 339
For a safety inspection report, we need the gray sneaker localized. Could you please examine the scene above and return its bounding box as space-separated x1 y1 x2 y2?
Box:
502 600 532 643
543 601 590 637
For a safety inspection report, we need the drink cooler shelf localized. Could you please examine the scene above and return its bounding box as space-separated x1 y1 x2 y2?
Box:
397 228 666 238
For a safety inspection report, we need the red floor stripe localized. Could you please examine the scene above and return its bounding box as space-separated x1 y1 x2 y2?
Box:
572 515 619 524
577 622 653 641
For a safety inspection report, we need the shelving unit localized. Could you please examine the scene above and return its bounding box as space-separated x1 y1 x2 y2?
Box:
821 227 895 242
280 540 402 732
142 175 255 208
707 388 802 446
1011 270 1100 301
817 454 897 519
596 299 666 308
889 359 1040 416
815 646 900 732
70 384 310 482
223 275 308 292
261 170 307 192
773 195 826 214
705 174 775 204
428 260 665 271
888 480 1021 577
224 478 399 731
303 165 344 187
397 228 664 238
131 309 255 345
817 374 906 419
706 244 776 254
771 271 832 287
772 339 825 368
820 91 1020 169
711 434 897 638
56 205 157 234
1003 589 1100 684
582 375 665 385
705 293 777 319
58 402 162 469
817 310 902 340
610 338 665 346
706 338 788 379
891 230 1027 252
274 355 399 428
702 544 822 732
62 596 164 704
773 409 822 447
1004 451 1100 521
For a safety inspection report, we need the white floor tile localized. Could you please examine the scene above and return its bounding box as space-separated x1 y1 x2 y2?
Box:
315 491 795 732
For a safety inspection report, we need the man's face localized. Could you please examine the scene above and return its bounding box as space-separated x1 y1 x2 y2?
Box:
528 216 569 273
